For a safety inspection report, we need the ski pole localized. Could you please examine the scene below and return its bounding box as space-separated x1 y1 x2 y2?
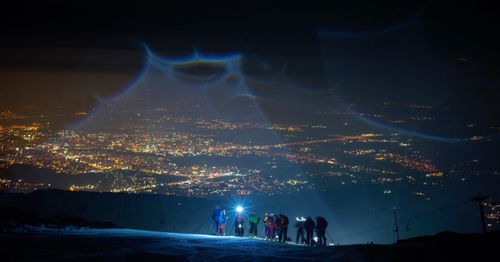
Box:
326 230 335 245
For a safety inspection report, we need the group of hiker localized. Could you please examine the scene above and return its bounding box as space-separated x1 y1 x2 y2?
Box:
211 205 329 246
295 216 329 246
263 212 290 243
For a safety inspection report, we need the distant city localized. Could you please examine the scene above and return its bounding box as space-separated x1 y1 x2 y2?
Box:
0 107 446 195
1 97 499 229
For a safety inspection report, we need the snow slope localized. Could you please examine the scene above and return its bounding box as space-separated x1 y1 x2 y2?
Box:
0 228 355 261
0 228 497 261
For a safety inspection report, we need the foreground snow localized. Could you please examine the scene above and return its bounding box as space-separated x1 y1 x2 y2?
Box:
1 228 497 261
0 228 352 261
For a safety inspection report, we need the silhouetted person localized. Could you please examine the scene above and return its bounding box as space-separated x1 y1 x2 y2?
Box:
248 211 260 237
316 216 328 246
234 213 245 237
264 212 272 239
218 209 227 236
295 217 305 244
212 205 221 235
278 214 289 243
264 212 277 240
212 206 227 236
273 214 280 240
304 216 315 246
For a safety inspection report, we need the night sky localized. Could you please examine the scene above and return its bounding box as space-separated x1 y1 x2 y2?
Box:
1 0 500 244
2 1 499 109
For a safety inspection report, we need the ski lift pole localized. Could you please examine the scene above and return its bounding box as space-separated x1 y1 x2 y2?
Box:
393 208 400 243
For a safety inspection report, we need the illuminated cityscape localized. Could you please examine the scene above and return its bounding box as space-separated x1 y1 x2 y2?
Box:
1 91 499 227
0 104 495 194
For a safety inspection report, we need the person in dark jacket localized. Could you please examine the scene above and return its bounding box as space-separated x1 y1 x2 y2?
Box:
248 211 260 237
267 213 278 241
295 217 306 244
273 214 280 240
234 213 246 237
278 214 289 243
304 216 315 246
316 216 328 246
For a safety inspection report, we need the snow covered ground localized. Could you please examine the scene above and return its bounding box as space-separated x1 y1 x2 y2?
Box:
0 228 367 261
0 228 497 261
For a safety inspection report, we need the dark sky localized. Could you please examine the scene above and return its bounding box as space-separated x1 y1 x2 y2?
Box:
0 0 499 118
1 1 497 59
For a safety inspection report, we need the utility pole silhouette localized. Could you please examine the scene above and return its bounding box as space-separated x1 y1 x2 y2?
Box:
471 194 488 233
393 208 400 243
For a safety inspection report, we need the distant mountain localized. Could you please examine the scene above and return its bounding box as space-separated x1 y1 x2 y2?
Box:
0 206 116 231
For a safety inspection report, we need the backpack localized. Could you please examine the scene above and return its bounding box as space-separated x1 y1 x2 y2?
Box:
213 209 221 221
317 217 328 229
281 215 289 225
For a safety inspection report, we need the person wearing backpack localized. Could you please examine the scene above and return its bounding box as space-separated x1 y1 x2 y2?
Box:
264 212 274 240
212 205 222 235
217 208 227 236
295 217 306 244
316 216 328 246
248 211 260 237
234 212 246 237
278 214 289 243
304 216 315 246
